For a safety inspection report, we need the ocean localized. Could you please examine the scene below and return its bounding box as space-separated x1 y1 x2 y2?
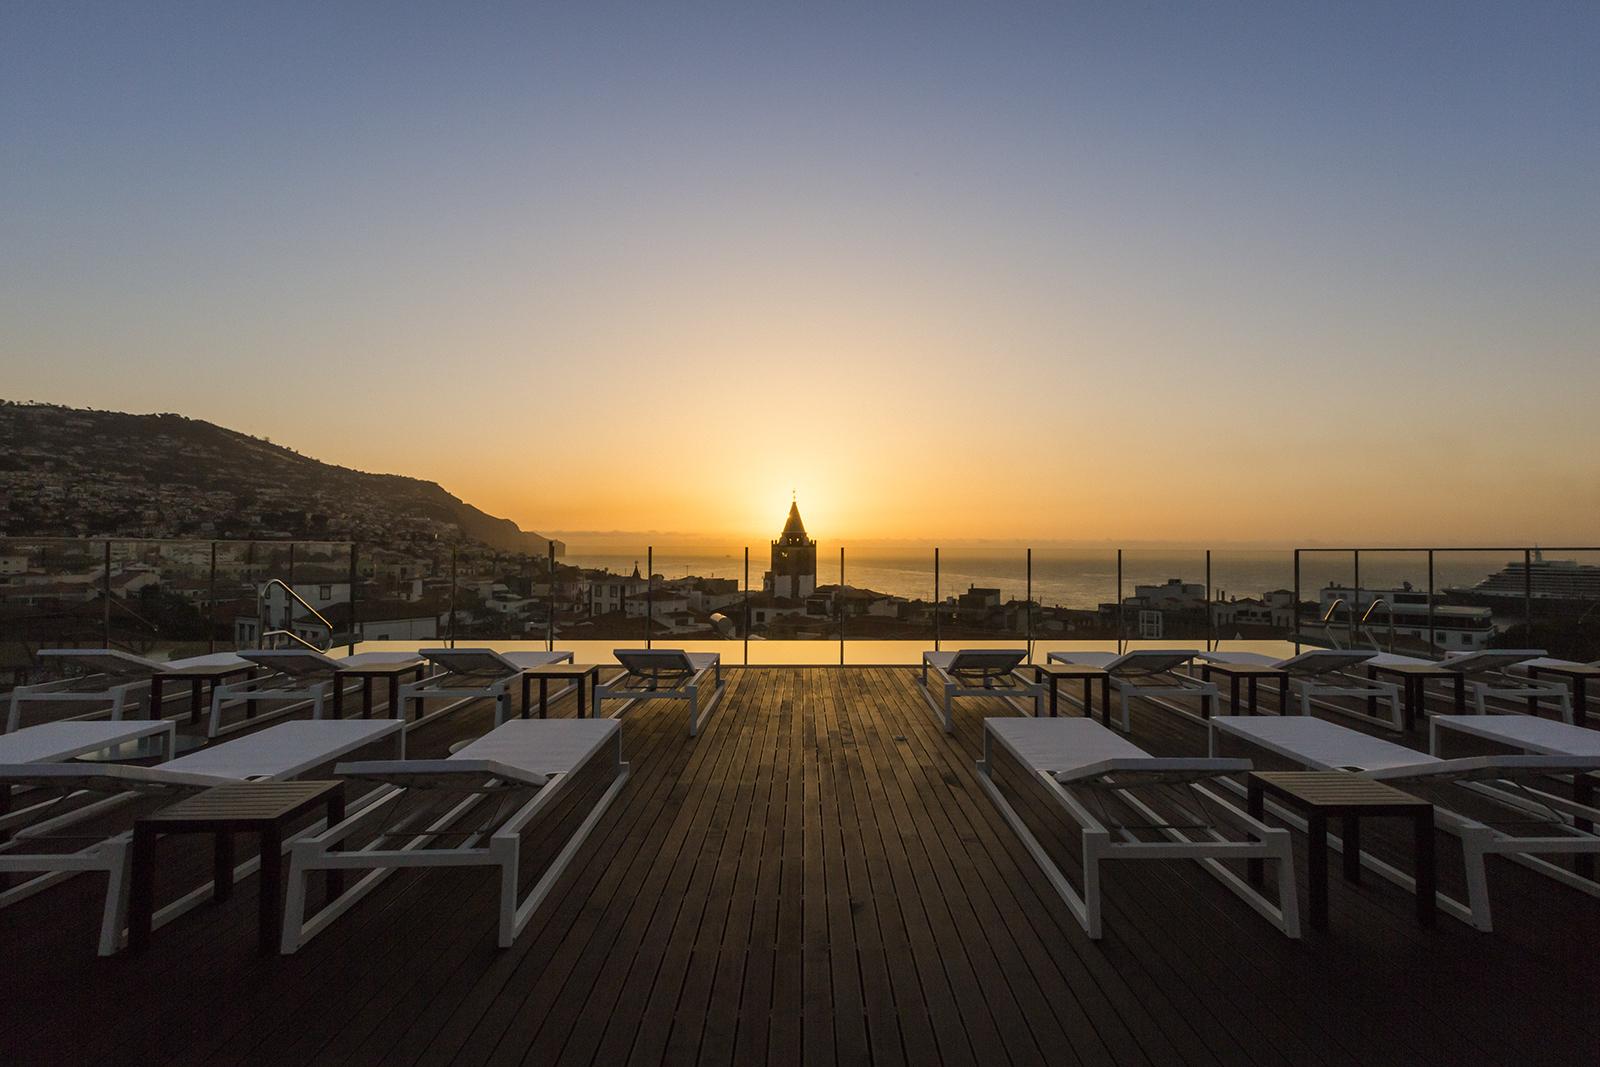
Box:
562 547 1515 609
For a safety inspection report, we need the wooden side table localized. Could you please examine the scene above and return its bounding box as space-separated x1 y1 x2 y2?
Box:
1525 662 1600 729
521 664 602 718
1246 771 1435 929
1366 663 1463 731
332 659 427 719
127 780 346 955
1031 663 1110 723
1198 661 1289 716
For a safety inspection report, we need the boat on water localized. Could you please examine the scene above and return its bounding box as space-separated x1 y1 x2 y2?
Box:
1455 550 1600 600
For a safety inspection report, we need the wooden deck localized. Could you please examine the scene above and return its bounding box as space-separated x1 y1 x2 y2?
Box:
2 667 1597 1066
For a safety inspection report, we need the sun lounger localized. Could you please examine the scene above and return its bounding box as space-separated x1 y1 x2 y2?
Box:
1198 649 1403 727
279 718 628 952
593 649 725 737
1047 649 1217 729
918 649 1044 733
977 717 1299 938
1210 715 1600 930
7 649 253 732
205 648 348 737
398 648 576 728
0 720 177 764
0 719 403 954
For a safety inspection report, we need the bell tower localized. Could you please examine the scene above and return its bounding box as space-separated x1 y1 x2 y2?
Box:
766 494 817 600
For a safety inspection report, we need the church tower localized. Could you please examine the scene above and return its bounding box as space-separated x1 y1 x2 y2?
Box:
766 496 817 600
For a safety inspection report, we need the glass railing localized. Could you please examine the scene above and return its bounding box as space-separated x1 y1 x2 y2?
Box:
6 538 1599 691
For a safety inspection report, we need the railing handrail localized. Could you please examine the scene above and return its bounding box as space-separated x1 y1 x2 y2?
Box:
257 578 337 649
259 628 328 653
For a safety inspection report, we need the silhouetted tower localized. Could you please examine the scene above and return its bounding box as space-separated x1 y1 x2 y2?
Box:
766 496 817 600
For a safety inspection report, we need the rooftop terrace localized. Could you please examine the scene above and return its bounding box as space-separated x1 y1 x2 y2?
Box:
2 659 1595 1066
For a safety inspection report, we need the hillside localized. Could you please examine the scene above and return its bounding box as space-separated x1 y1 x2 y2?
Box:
0 401 561 555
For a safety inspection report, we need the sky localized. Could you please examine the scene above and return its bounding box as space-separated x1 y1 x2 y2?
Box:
3 2 1597 548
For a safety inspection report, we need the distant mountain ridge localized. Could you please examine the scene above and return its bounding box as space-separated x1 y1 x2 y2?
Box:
0 400 561 555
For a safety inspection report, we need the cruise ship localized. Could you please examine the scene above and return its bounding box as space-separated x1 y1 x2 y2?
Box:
1460 550 1600 600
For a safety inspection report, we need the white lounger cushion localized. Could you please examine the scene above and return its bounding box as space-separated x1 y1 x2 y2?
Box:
1215 715 1600 781
0 721 172 763
1199 650 1378 676
238 648 345 675
37 648 161 681
987 718 1246 783
1433 714 1600 757
0 762 232 792
160 720 402 780
420 648 568 675
452 718 619 773
1214 716 1434 771
1050 649 1199 675
926 649 1028 673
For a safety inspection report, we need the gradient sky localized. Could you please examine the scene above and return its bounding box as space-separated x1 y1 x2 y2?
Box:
4 2 1597 546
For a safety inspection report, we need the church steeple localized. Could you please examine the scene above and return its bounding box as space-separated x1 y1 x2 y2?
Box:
779 497 808 544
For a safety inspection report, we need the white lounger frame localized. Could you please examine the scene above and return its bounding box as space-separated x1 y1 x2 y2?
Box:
279 722 628 952
594 650 725 737
978 719 1300 939
397 648 575 732
1210 716 1600 931
917 650 1045 733
1047 650 1219 731
0 720 403 955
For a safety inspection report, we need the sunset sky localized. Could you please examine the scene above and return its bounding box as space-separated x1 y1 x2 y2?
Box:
4 3 1597 547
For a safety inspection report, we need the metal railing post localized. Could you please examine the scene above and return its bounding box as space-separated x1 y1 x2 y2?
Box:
1350 549 1360 648
448 544 458 648
1427 550 1436 656
547 542 556 652
102 540 112 648
1524 547 1534 642
347 542 359 655
1205 549 1213 651
1293 550 1301 653
1116 549 1124 653
839 546 845 665
646 546 653 649
933 547 941 652
743 547 750 666
1026 547 1033 660
208 541 218 654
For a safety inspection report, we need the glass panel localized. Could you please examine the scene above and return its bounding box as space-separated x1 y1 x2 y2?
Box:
1208 548 1296 653
1117 548 1210 646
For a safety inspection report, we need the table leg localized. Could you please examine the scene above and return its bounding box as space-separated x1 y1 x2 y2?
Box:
1341 815 1360 883
128 825 157 953
1403 678 1418 732
362 676 374 718
149 674 164 720
1248 676 1259 715
1081 678 1092 720
1230 675 1240 717
1307 813 1329 930
1099 679 1110 726
213 833 236 902
333 678 344 720
1278 675 1289 716
190 679 204 725
1048 676 1058 717
326 788 347 899
1415 808 1436 927
539 677 549 719
1247 779 1265 886
387 675 400 718
1576 676 1589 730
1453 673 1465 714
579 674 589 718
522 676 532 720
259 825 283 956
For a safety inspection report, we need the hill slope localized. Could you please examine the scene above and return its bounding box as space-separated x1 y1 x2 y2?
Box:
0 401 560 554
